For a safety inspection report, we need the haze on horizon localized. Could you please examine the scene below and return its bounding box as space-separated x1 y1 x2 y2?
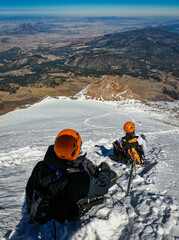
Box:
0 0 179 17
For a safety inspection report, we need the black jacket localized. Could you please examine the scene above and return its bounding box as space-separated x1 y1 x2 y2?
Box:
26 145 112 223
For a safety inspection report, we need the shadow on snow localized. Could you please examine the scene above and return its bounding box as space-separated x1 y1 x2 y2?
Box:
94 145 113 157
6 202 82 240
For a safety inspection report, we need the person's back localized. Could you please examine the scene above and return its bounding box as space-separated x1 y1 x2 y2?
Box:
26 145 90 223
26 129 117 224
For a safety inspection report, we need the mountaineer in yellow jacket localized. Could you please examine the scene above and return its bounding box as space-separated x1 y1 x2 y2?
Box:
110 121 146 164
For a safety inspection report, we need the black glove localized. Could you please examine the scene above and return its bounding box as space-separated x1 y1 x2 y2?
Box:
83 158 98 176
98 162 110 171
77 197 104 216
113 140 121 150
68 152 87 168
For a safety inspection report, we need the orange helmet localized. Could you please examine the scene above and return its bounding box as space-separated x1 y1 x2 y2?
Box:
54 129 82 161
124 121 135 133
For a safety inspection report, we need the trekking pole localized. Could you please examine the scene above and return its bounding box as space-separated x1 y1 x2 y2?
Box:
110 165 136 182
110 166 135 182
125 152 135 197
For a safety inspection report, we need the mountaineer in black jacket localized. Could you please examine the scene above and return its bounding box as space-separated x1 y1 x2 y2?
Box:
26 129 117 224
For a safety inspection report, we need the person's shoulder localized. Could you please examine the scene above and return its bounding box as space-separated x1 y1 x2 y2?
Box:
137 135 143 140
46 145 54 153
137 135 145 144
44 145 55 160
32 161 44 170
48 144 54 149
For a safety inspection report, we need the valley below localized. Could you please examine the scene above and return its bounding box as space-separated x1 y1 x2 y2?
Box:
0 16 179 115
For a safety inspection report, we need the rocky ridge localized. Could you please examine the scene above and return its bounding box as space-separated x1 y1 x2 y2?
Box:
82 75 142 101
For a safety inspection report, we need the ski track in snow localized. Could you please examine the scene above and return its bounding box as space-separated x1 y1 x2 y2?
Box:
0 97 179 240
84 113 115 129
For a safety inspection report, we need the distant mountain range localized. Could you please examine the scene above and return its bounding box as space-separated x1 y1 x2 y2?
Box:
0 23 43 35
154 24 179 34
69 28 179 77
13 23 41 34
1 20 179 36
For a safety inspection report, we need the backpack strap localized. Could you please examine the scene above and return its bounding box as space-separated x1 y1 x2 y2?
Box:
43 162 62 180
122 136 138 143
29 192 43 219
28 191 50 224
43 162 84 178
122 136 142 163
128 137 138 143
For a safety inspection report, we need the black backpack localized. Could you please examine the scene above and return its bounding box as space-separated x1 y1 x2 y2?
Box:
26 161 69 224
122 136 144 164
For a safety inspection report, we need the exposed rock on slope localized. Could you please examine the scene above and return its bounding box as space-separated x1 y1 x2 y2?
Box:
84 75 142 101
82 74 178 101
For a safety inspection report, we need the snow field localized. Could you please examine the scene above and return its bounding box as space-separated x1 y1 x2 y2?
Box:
0 97 178 239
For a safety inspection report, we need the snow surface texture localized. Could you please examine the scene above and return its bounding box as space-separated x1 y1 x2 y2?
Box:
0 97 179 240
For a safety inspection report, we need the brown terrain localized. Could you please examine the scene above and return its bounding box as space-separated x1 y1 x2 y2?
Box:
1 71 177 116
0 75 99 115
0 18 178 115
84 75 142 101
83 74 179 102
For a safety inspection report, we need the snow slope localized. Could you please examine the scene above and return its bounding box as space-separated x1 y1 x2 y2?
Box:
0 97 178 240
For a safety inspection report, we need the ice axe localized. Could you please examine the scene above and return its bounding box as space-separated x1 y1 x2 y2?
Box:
125 152 136 197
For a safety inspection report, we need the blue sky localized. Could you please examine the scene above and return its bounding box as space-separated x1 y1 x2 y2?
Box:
0 0 179 7
0 0 179 16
